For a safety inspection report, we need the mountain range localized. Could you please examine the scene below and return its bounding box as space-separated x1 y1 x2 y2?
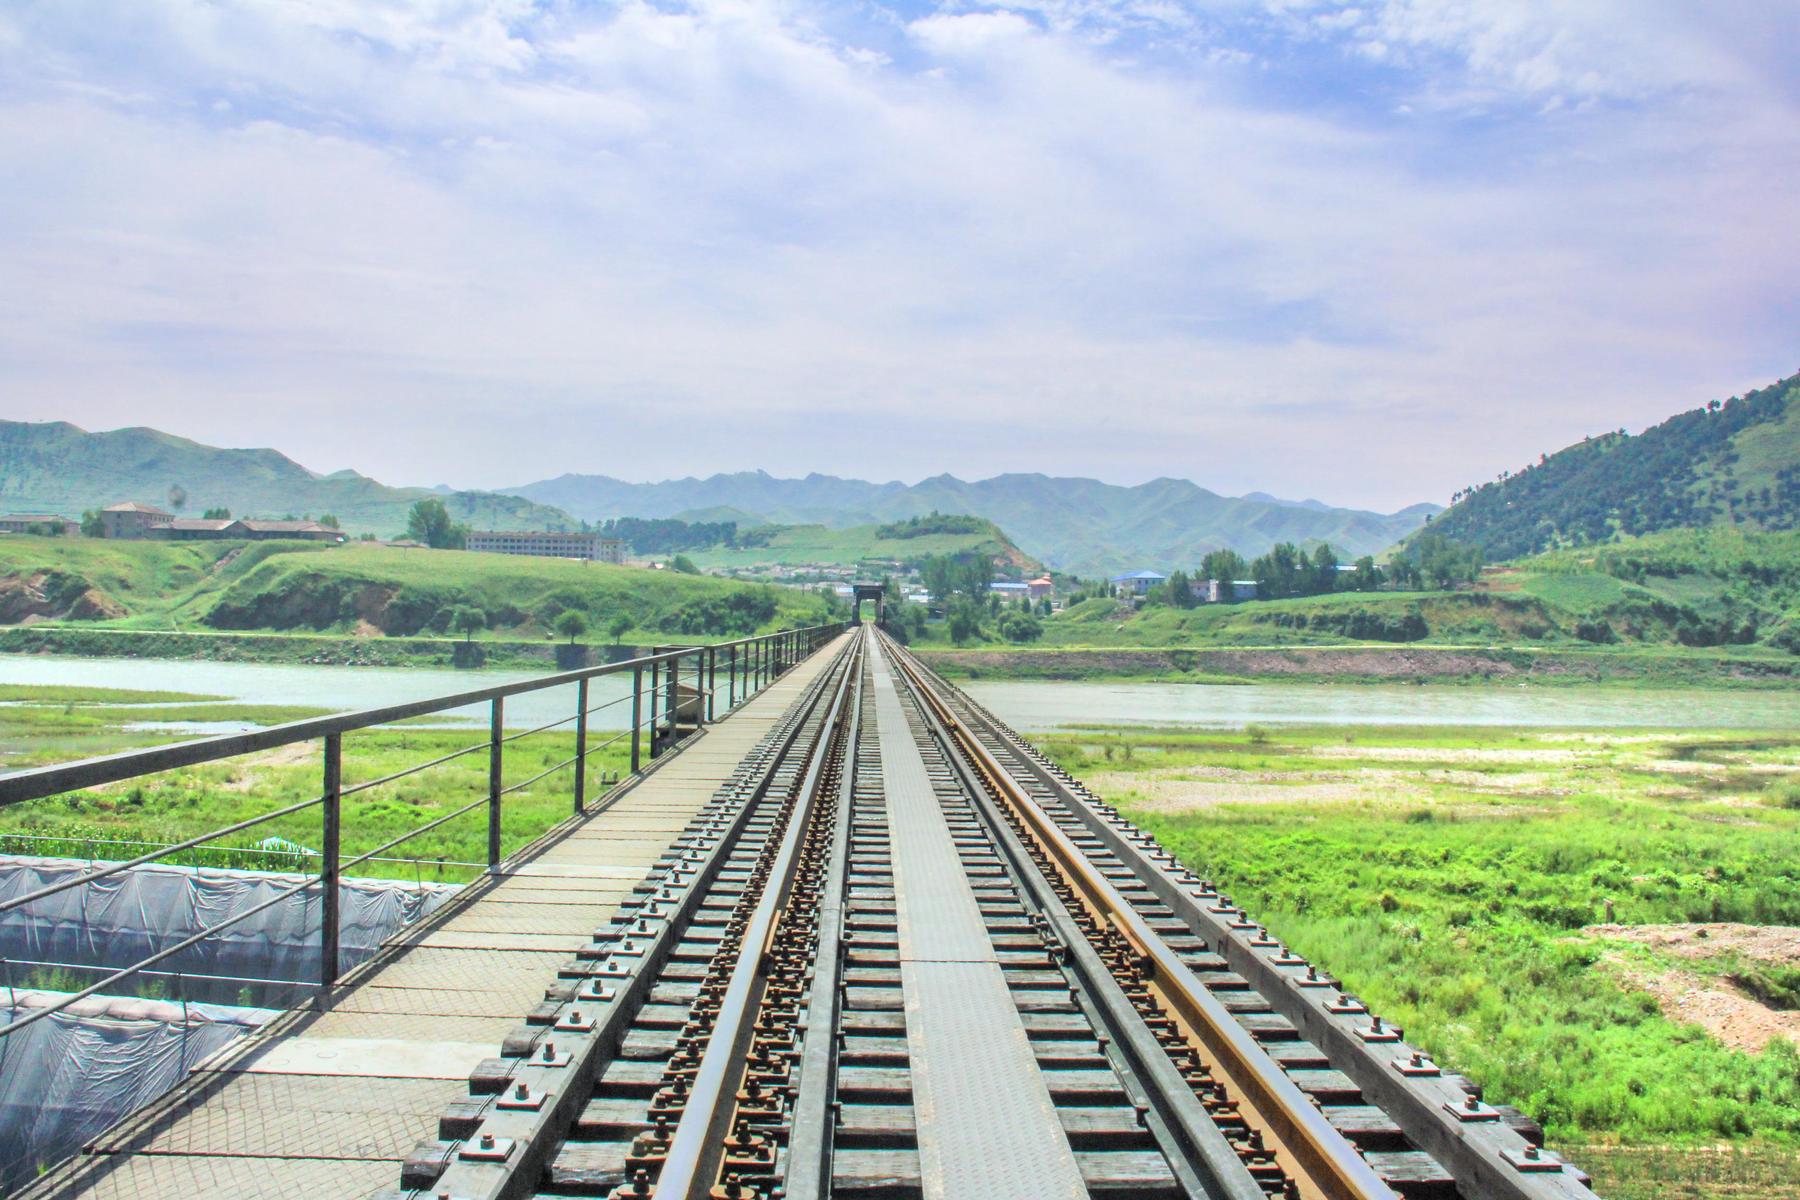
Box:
0 420 1438 574
1427 371 1800 560
0 421 574 536
508 471 1438 577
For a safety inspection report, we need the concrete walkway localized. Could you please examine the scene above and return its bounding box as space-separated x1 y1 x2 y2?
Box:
24 636 847 1200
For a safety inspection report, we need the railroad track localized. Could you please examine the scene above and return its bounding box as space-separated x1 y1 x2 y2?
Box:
387 626 1596 1200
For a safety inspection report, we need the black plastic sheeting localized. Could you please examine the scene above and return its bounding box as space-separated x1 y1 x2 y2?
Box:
0 856 461 1188
0 855 458 1007
0 992 269 1190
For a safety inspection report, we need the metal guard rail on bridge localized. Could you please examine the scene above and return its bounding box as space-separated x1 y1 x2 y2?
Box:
0 622 843 1042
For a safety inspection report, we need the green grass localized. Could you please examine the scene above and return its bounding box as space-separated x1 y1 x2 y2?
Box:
0 537 839 652
687 519 1040 575
1039 722 1800 1158
0 685 635 883
0 684 226 704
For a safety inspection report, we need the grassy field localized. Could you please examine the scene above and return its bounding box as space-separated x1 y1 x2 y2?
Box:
0 537 836 651
0 685 634 884
1035 721 1800 1197
687 518 1041 576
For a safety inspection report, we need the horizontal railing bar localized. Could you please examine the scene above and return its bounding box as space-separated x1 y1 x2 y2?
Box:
499 754 579 797
0 795 326 914
583 690 635 717
0 957 314 993
339 737 491 797
336 793 493 874
0 832 487 873
0 874 316 1040
498 709 582 745
0 625 838 806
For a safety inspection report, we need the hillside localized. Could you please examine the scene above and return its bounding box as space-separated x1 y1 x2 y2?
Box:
0 538 833 641
688 515 1043 577
920 527 1800 665
506 471 1437 577
0 421 577 537
1428 373 1800 560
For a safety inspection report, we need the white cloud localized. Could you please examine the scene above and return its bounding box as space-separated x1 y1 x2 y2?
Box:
0 0 1793 509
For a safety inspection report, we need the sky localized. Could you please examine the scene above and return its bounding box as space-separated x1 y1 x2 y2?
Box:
1 1 1796 513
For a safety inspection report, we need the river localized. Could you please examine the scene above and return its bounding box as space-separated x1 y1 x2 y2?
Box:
3 653 1797 733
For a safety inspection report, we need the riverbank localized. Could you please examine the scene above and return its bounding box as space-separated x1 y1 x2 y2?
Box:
919 643 1800 687
0 625 651 670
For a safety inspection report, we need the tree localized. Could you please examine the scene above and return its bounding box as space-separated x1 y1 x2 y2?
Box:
80 509 104 538
1346 556 1382 592
202 507 232 520
997 609 1042 643
450 605 486 643
406 498 467 549
554 611 589 644
1200 549 1248 587
1309 545 1340 594
167 485 187 513
319 513 340 529
609 613 633 645
670 554 700 575
1165 569 1195 609
946 597 984 645
920 553 993 605
1251 542 1306 600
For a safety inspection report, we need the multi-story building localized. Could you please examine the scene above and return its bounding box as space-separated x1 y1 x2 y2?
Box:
161 518 344 542
466 530 625 563
99 502 173 539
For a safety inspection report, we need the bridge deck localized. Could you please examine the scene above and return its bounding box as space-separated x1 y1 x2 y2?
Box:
23 637 848 1200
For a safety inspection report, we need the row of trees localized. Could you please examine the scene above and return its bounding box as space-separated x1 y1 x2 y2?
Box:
1060 534 1482 609
445 604 635 645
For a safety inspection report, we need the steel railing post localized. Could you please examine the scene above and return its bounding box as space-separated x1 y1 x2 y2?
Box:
487 697 503 872
630 665 643 773
649 657 661 760
573 677 589 816
665 652 678 736
319 732 341 1000
706 646 716 722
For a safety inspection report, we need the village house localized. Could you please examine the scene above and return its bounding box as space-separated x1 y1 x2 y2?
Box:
1109 569 1166 596
0 513 79 536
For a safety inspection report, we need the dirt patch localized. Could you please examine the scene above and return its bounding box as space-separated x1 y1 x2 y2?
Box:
1604 954 1800 1053
218 742 317 790
1586 923 1800 964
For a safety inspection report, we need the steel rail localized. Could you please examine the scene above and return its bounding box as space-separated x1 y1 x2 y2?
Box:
416 632 857 1200
888 638 1267 1200
780 636 863 1200
653 634 862 1200
884 632 1395 1200
912 655 1596 1200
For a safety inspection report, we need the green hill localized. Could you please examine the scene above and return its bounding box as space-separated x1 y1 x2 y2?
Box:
0 421 578 537
0 538 833 641
507 470 1436 576
935 527 1800 661
689 514 1044 577
1427 373 1800 560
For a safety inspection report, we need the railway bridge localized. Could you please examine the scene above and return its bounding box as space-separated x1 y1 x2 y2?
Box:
0 626 1595 1200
